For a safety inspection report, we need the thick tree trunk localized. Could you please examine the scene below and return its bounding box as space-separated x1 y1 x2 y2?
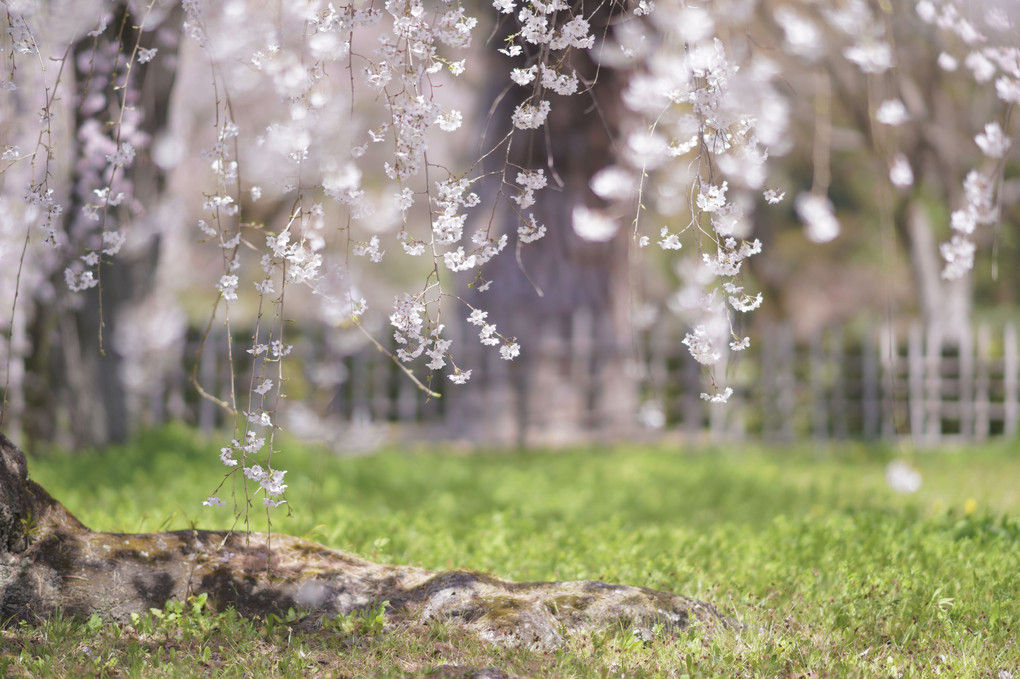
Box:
453 6 638 445
0 434 720 645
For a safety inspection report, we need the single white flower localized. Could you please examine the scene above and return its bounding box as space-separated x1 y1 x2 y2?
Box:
572 205 619 242
436 110 463 132
889 154 914 188
885 460 921 493
500 342 520 360
449 370 472 384
796 193 840 243
875 99 909 126
219 447 238 467
730 337 750 351
699 387 734 404
975 121 1012 158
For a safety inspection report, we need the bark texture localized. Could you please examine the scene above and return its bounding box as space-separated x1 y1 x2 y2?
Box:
0 435 720 647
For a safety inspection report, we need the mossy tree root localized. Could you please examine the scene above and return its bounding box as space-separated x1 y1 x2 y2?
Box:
0 434 721 647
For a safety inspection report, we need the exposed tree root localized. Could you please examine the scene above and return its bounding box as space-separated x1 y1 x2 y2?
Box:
0 434 722 648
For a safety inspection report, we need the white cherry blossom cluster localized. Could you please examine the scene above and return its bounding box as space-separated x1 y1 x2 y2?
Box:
512 170 547 210
517 215 547 244
467 308 520 367
390 293 429 363
444 230 509 273
433 177 479 246
2 0 602 511
681 325 720 366
497 0 594 52
942 170 996 280
488 0 603 249
510 100 552 130
23 185 63 248
199 116 246 310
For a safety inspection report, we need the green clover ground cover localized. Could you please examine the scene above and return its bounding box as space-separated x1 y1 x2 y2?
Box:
4 425 1018 677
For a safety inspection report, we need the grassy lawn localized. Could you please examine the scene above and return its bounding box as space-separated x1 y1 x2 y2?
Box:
3 425 1019 677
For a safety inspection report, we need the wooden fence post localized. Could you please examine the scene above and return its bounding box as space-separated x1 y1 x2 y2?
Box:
908 323 924 441
958 325 975 439
974 324 991 441
708 347 728 441
350 348 370 426
1005 323 1018 438
830 327 849 439
810 330 827 440
862 327 879 440
571 310 596 436
879 322 898 439
370 348 391 422
647 324 669 428
924 324 942 444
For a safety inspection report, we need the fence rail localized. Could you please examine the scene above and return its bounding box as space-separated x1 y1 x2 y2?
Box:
145 317 1020 448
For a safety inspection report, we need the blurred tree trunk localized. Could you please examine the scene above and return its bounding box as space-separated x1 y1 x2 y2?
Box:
454 6 638 445
904 201 971 340
22 3 182 449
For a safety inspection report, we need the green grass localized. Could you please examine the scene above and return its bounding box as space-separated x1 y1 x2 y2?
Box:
5 425 1020 677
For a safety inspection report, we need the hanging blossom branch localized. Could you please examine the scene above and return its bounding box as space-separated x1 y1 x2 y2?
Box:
180 0 508 512
64 4 158 297
178 0 625 511
913 0 1018 281
184 0 297 516
0 5 72 428
375 0 605 386
617 2 785 404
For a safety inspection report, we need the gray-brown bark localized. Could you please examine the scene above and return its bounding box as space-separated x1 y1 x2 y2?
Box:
0 434 720 647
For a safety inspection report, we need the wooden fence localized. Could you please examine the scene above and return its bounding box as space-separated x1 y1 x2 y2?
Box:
159 316 1020 447
645 321 1020 444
